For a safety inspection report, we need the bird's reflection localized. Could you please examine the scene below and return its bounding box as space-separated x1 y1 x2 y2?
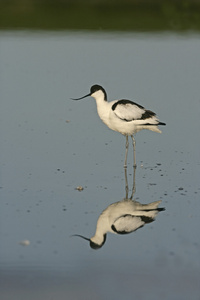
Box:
73 167 165 249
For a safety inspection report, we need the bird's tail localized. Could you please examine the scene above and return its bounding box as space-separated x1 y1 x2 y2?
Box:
136 125 162 133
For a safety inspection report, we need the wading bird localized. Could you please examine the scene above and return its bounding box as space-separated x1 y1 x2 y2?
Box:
71 85 165 168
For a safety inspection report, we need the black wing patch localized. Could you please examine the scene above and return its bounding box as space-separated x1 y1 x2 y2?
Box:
111 224 133 235
112 99 156 122
140 110 156 120
112 99 144 111
111 214 150 234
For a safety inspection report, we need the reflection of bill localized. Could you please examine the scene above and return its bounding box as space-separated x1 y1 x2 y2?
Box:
74 199 164 249
73 167 165 250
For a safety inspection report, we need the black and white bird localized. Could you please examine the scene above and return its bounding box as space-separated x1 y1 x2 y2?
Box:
71 84 166 167
73 199 164 249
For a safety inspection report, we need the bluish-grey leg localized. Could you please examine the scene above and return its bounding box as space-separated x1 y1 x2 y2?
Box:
131 135 136 168
124 135 129 168
124 166 129 199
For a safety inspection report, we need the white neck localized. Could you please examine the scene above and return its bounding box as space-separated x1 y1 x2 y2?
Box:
91 90 107 102
91 91 111 126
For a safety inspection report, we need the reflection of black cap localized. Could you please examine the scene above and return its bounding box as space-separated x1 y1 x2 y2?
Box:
90 234 107 250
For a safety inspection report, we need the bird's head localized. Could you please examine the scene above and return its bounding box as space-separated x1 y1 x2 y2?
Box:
72 234 107 250
71 84 107 101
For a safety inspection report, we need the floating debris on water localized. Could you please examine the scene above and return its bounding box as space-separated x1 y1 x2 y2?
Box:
19 240 30 246
75 186 84 191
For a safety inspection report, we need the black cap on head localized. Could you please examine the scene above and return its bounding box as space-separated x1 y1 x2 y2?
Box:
90 234 107 250
71 84 107 101
90 84 107 101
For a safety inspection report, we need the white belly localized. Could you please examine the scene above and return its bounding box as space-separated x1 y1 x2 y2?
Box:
96 100 161 136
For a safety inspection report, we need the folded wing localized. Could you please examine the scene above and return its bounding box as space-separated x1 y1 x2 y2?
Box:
112 99 156 122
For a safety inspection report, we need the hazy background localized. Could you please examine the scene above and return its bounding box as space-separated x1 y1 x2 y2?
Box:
1 0 200 32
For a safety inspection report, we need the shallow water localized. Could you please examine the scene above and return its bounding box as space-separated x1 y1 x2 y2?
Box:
0 31 200 300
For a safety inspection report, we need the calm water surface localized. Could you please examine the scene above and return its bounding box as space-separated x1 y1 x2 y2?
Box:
0 31 200 300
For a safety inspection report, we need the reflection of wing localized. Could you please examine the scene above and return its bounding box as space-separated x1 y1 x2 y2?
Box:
111 214 154 234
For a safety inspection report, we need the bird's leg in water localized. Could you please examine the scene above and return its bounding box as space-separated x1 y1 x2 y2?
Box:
131 135 137 168
124 135 129 168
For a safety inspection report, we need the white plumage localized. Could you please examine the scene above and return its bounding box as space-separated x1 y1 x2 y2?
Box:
73 199 164 249
72 165 165 249
113 102 147 122
71 84 166 167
